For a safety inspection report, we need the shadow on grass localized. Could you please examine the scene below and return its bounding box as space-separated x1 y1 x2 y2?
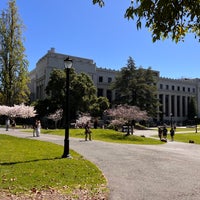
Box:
0 156 62 166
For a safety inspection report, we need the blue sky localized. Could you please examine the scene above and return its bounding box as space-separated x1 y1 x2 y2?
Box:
0 0 199 78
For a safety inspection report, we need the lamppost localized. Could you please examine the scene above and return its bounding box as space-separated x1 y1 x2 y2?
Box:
194 116 197 133
46 106 49 129
62 57 73 158
170 113 173 128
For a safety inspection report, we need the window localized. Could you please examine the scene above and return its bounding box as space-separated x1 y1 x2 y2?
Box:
183 87 185 92
97 88 103 97
172 85 175 90
106 90 112 102
166 85 169 90
99 76 103 83
177 86 180 91
160 84 163 89
108 77 112 83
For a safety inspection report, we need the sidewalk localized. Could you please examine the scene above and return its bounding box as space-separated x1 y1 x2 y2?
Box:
1 128 200 200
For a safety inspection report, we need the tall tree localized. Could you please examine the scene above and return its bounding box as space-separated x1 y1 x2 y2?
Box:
0 0 30 106
93 0 200 42
112 57 158 117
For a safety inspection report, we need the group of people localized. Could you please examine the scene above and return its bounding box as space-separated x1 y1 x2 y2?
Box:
158 126 175 141
33 120 41 137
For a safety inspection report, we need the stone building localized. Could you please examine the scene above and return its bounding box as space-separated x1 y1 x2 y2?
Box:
29 48 200 124
157 77 200 124
29 48 117 103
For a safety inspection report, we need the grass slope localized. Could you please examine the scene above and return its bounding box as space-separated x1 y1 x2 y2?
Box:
0 134 107 198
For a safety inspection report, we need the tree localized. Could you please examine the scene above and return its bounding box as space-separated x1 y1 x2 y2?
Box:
45 68 108 121
0 104 36 118
89 96 110 117
112 57 158 117
75 114 91 128
70 71 97 115
105 104 149 134
0 0 30 106
47 109 63 129
93 0 200 42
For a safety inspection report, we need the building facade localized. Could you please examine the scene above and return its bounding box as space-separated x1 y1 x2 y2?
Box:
29 48 117 103
157 78 200 124
29 48 200 124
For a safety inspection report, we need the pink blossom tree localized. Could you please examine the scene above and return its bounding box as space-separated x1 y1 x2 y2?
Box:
47 109 63 129
75 114 91 128
13 104 37 118
0 104 37 127
0 104 36 118
105 104 149 134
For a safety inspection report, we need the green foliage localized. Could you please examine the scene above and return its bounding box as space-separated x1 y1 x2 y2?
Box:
45 69 66 106
71 72 97 113
0 0 30 105
93 0 200 42
92 0 104 7
89 96 110 117
33 98 56 118
112 57 159 117
43 69 109 120
0 134 107 196
174 133 200 144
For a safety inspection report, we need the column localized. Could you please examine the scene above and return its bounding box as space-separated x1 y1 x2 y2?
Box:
174 95 177 118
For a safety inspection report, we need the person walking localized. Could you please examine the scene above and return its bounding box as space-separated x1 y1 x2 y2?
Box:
36 120 41 137
11 119 16 130
163 126 168 141
170 127 175 141
5 118 10 131
85 121 92 141
33 120 37 137
158 127 163 140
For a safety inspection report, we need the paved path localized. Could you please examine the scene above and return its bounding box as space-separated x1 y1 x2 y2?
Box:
1 128 200 200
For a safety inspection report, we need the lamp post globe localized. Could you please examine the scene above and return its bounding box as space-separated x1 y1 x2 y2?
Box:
62 57 73 158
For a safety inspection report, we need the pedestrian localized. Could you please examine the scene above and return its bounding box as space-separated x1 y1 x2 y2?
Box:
11 119 16 130
170 127 175 141
163 126 168 140
36 120 41 137
33 120 37 137
158 127 162 140
85 121 92 141
5 118 10 131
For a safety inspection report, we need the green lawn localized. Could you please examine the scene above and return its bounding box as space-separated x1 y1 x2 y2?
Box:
0 134 108 198
174 133 200 144
40 128 163 145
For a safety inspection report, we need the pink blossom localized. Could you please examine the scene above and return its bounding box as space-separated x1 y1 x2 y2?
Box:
105 104 149 127
0 104 37 118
